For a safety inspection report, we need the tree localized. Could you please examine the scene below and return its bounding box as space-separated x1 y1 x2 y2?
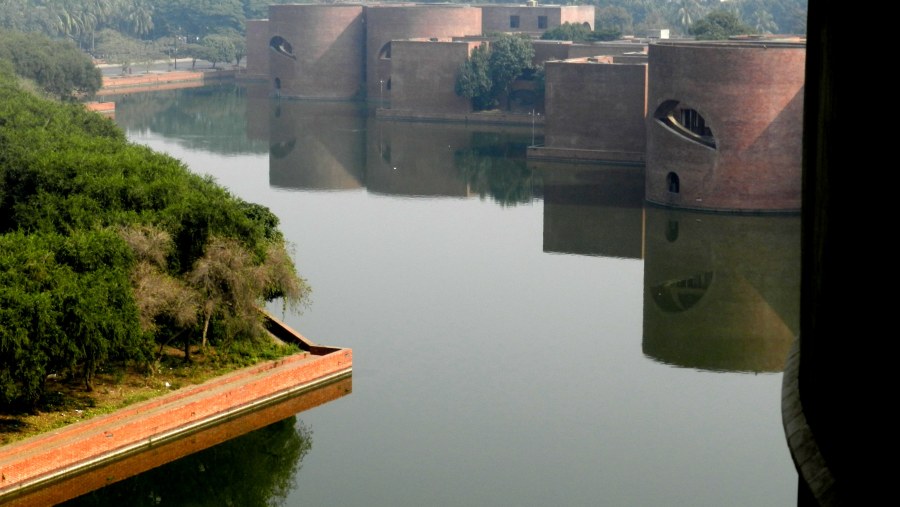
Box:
119 0 155 37
187 236 307 356
752 8 778 34
540 22 621 43
674 0 702 29
690 10 753 40
540 21 593 42
153 0 244 41
200 33 236 68
596 6 633 35
487 34 534 106
455 34 534 111
0 66 309 405
0 28 102 98
455 43 492 111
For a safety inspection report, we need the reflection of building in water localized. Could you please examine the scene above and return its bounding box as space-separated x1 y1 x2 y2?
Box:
537 165 644 259
642 206 800 372
646 40 805 212
366 120 474 198
245 82 271 143
268 100 366 191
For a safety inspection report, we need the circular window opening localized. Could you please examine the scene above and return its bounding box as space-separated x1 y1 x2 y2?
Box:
269 36 295 59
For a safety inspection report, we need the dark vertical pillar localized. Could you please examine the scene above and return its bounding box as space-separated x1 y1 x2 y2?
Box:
798 1 872 503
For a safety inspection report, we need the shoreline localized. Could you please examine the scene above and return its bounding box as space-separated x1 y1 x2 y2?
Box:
0 316 351 505
95 68 236 96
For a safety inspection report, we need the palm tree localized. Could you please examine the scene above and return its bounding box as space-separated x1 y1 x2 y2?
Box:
121 0 154 37
753 9 778 35
675 0 700 29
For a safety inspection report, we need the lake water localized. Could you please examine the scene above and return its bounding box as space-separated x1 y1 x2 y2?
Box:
67 84 798 506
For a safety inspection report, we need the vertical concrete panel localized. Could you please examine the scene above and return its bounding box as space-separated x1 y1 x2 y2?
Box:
245 19 270 78
532 40 572 65
391 40 474 114
560 6 596 30
544 61 647 158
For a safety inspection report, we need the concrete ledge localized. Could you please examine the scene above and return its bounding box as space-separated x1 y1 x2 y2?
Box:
0 321 351 504
83 102 115 115
378 108 546 127
527 145 645 165
2 376 351 507
97 70 236 96
645 198 802 215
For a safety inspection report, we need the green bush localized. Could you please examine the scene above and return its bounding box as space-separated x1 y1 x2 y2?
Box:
0 67 309 408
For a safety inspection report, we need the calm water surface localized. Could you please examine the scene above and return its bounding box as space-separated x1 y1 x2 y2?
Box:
72 84 798 506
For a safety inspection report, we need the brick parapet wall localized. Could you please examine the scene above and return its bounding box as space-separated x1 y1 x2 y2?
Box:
1 346 351 501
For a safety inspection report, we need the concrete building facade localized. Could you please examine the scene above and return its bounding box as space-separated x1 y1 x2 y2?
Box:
244 19 270 79
266 4 365 99
245 7 806 215
480 5 594 34
533 57 648 163
645 41 806 212
365 5 482 101
246 4 595 100
390 39 479 114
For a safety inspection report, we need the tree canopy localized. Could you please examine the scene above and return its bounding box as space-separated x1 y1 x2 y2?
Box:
540 22 620 43
690 10 754 40
0 66 309 407
0 28 101 98
455 35 534 111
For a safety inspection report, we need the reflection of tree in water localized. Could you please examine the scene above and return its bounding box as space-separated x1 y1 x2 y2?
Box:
454 132 538 206
112 84 268 155
62 417 312 507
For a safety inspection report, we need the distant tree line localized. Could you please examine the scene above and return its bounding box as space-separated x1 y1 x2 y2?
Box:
0 29 101 98
449 0 806 37
0 66 309 408
580 0 805 37
540 22 621 43
0 0 296 70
